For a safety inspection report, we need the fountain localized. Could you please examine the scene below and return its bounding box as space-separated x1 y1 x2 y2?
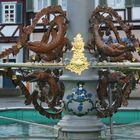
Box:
0 1 140 140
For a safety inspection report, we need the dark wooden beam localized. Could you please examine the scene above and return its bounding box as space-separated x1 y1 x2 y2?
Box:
0 37 18 43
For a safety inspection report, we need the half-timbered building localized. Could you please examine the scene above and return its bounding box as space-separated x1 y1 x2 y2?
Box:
0 0 25 93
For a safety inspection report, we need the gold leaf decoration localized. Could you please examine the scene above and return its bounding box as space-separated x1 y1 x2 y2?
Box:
66 33 89 75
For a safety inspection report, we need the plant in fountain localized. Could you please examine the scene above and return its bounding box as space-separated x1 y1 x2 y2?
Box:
66 33 89 75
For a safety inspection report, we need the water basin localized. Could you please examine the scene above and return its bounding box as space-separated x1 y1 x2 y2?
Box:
0 108 140 140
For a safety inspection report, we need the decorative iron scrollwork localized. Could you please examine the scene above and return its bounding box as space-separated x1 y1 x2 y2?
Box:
0 68 64 119
0 5 69 63
0 5 140 119
96 69 137 117
89 6 140 117
89 6 140 62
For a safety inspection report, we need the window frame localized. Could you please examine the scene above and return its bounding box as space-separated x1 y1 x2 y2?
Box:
2 2 16 24
133 0 140 7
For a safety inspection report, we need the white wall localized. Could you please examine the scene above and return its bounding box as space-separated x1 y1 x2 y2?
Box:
1 26 19 37
132 7 140 20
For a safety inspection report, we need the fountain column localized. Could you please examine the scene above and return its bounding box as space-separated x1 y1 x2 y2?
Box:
57 1 104 140
66 0 94 43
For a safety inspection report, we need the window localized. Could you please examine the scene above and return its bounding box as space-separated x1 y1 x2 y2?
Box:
2 2 16 23
134 0 140 7
58 0 67 11
37 0 50 11
0 2 22 24
125 0 140 7
107 0 125 9
99 0 107 6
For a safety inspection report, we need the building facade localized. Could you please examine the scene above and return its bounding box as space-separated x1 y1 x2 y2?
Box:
0 0 25 89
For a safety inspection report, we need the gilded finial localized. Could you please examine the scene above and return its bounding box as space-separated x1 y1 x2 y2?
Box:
66 33 89 75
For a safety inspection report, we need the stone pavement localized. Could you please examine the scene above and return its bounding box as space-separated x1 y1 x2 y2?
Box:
0 95 33 109
0 95 139 110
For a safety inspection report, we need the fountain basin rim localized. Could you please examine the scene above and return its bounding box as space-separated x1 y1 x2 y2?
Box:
0 107 140 111
0 107 47 111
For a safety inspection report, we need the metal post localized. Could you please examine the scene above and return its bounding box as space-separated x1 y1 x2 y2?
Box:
108 82 114 135
107 57 114 136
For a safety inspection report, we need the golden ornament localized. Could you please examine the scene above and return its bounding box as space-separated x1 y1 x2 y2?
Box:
66 33 89 75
